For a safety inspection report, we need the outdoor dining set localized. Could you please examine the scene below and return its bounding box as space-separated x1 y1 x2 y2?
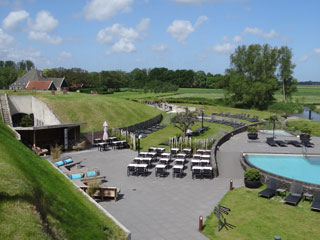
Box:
127 147 214 179
93 137 128 151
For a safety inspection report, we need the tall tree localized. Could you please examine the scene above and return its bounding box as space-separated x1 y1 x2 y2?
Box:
225 44 280 109
25 60 35 71
278 46 297 102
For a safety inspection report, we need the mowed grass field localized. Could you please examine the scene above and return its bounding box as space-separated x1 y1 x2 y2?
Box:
169 87 320 104
203 187 320 240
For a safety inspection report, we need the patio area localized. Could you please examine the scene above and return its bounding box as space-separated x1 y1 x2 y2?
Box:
63 148 243 240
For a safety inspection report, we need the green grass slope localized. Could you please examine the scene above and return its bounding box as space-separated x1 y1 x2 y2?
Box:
0 122 126 240
37 92 162 132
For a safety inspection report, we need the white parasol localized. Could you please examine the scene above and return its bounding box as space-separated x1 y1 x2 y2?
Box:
103 121 108 141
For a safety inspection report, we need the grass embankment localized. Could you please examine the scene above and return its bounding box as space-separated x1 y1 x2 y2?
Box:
0 121 126 239
139 120 233 151
13 91 162 132
203 187 320 240
286 119 320 136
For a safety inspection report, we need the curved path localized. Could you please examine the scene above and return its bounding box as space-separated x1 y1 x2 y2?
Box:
65 148 243 240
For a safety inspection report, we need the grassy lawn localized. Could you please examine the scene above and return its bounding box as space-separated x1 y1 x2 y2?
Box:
203 187 320 240
175 103 275 120
0 121 126 239
286 119 320 136
139 120 233 151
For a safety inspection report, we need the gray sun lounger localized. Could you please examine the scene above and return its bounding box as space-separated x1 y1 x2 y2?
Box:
284 182 303 206
258 178 280 199
311 192 320 211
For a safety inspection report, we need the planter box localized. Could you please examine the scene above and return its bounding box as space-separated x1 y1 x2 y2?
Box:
247 133 258 140
244 179 261 188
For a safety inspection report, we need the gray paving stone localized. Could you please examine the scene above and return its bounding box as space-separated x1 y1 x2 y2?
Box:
64 148 244 240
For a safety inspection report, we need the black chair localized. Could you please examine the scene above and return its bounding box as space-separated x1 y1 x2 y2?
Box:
258 178 280 199
311 193 320 211
192 168 202 179
284 182 303 206
276 140 287 147
266 137 277 147
202 168 213 179
127 165 136 176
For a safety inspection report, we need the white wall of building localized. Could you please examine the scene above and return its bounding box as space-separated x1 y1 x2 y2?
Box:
8 95 61 126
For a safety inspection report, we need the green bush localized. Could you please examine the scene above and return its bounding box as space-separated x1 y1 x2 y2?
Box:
247 126 258 133
268 102 303 114
20 115 33 127
244 168 261 181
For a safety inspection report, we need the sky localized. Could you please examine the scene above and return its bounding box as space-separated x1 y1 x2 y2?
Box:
0 0 319 82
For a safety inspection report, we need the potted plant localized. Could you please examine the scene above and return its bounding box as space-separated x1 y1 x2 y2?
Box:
300 127 311 141
244 168 262 188
247 126 258 140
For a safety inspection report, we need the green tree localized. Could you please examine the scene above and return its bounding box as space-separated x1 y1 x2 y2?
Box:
278 46 297 102
0 67 17 89
225 44 280 109
25 60 35 71
170 108 196 137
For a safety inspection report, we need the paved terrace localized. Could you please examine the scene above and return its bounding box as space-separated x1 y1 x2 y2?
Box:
64 149 243 240
217 131 320 178
63 130 320 239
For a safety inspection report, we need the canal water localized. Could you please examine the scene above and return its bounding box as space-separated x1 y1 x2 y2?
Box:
291 107 320 121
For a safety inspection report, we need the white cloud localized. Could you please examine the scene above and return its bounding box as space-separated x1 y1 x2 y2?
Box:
194 15 208 28
109 38 136 53
210 43 235 54
243 27 262 35
152 43 168 52
243 27 279 39
233 35 242 43
27 10 62 44
58 51 72 61
262 29 278 38
314 48 320 55
83 0 133 20
30 10 58 32
0 28 15 48
221 36 229 42
97 19 149 54
28 31 62 44
167 15 207 43
0 47 43 66
136 18 150 32
298 55 308 62
2 10 29 32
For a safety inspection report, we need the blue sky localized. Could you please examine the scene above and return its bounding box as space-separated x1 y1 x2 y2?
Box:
0 0 319 81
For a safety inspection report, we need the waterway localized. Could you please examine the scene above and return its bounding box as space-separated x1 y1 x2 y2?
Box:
291 107 320 121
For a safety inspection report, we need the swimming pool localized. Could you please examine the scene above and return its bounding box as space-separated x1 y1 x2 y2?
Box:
259 130 293 137
246 153 320 185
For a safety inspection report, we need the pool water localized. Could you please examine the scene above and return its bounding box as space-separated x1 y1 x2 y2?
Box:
246 153 320 185
259 130 293 137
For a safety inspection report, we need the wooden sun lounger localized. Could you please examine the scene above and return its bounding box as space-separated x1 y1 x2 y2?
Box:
80 176 106 185
80 186 120 201
63 160 82 170
63 167 100 175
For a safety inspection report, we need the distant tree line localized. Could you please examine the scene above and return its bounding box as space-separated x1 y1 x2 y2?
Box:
0 60 35 89
43 67 227 93
298 81 320 85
